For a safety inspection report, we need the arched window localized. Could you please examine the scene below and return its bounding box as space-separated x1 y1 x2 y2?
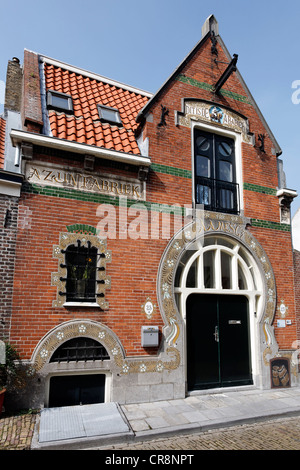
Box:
174 236 263 318
50 337 110 363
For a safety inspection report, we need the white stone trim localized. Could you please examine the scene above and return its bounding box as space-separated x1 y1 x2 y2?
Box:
191 120 244 212
0 178 22 197
10 129 152 167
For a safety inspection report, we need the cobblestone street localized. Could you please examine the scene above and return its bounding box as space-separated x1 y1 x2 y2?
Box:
98 415 300 451
0 413 36 450
2 412 300 450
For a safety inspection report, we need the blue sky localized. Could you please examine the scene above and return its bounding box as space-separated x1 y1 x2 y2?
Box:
1 0 300 216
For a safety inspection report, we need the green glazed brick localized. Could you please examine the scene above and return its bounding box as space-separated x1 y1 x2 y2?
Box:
176 74 252 105
24 183 289 231
244 183 277 196
150 163 192 179
251 218 290 232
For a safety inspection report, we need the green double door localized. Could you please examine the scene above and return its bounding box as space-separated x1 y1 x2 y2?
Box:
187 294 252 391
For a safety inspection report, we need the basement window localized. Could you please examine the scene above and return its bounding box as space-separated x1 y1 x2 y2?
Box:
50 338 110 362
47 90 73 113
97 104 122 126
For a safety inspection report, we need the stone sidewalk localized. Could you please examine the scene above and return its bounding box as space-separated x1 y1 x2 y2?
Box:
121 385 300 441
2 385 300 450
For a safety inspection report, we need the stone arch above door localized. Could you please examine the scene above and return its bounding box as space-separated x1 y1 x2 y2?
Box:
157 211 278 358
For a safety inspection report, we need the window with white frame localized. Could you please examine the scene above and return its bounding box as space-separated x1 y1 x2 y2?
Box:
194 129 239 214
174 236 263 317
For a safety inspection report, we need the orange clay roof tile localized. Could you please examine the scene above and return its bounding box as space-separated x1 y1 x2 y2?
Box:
44 62 149 155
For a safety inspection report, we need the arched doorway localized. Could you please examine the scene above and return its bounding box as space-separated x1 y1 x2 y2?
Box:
174 235 263 391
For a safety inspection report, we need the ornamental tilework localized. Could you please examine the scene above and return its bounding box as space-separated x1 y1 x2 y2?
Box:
32 319 180 375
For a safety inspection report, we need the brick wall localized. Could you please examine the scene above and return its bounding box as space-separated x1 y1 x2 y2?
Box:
0 118 5 169
4 58 22 112
7 33 298 361
22 50 43 132
294 250 300 340
10 143 182 357
139 36 297 350
0 195 19 340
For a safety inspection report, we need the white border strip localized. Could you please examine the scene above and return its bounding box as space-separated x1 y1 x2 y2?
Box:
10 129 151 167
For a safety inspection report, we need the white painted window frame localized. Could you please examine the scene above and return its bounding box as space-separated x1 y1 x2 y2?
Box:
191 120 244 213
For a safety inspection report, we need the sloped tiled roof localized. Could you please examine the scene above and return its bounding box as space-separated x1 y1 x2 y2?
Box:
43 62 150 155
0 117 6 169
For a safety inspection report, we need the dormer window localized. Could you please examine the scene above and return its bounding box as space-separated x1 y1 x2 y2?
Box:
97 104 122 126
47 90 73 113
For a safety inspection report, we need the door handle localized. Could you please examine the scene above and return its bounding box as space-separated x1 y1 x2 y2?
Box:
213 325 219 342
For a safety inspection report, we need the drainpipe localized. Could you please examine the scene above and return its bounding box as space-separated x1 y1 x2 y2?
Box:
14 143 21 167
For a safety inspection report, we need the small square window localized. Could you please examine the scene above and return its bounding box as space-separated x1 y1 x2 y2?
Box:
98 104 122 126
47 90 73 113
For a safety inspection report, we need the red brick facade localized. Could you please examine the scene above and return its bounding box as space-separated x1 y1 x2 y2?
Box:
1 15 299 409
0 195 19 339
294 250 300 355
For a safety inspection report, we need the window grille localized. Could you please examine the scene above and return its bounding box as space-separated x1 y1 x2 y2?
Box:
195 176 239 214
50 337 110 362
59 240 105 302
52 232 111 309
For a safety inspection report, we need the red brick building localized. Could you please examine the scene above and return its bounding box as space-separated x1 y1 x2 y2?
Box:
1 15 299 410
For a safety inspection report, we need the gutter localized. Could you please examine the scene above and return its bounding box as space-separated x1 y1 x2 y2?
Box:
10 129 152 167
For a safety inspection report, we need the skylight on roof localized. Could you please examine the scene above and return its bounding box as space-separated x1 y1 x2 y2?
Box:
47 90 73 113
98 104 122 126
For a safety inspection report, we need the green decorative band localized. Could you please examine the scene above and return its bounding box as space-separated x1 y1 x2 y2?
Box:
176 74 212 92
243 183 277 196
24 182 184 215
251 218 291 232
24 182 121 205
67 224 99 234
24 182 290 232
151 163 192 179
176 74 252 105
150 168 277 199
